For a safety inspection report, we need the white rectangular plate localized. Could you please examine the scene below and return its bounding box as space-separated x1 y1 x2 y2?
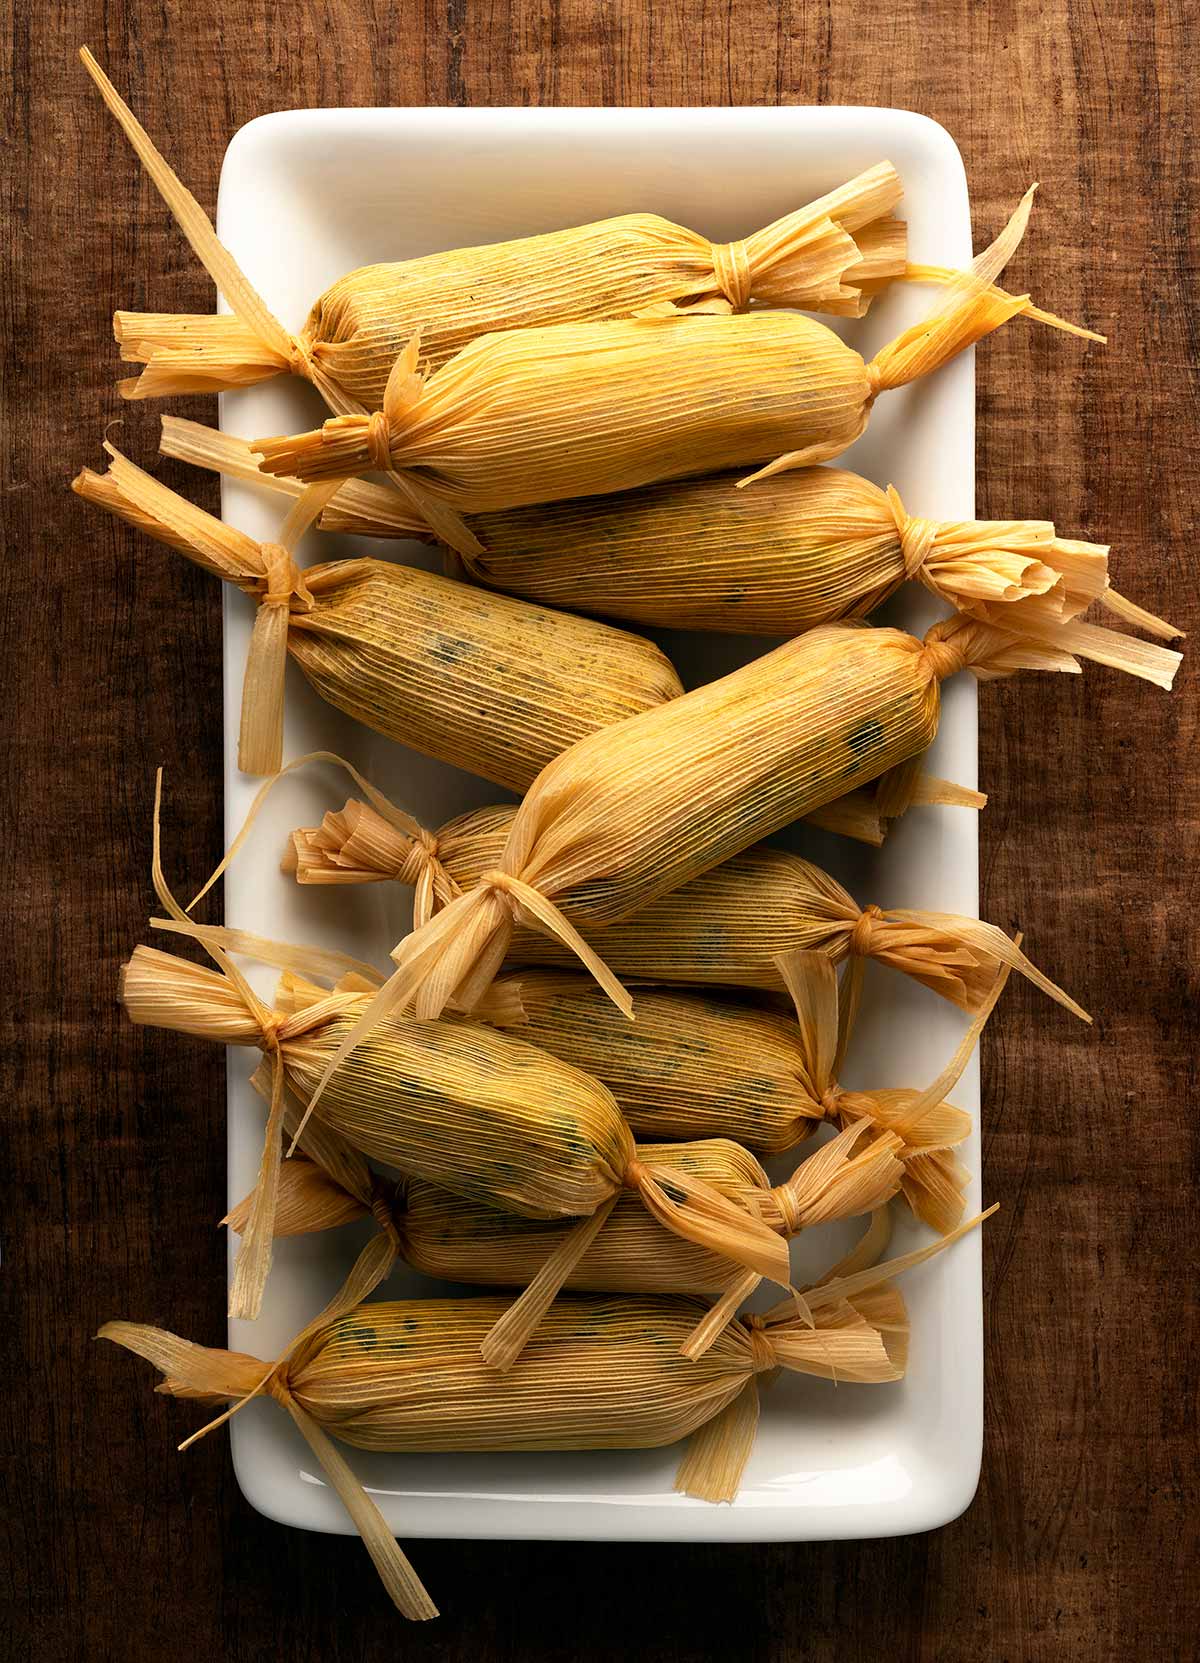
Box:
214 105 981 1545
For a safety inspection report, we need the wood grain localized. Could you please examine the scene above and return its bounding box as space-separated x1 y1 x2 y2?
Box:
3 3 1197 1658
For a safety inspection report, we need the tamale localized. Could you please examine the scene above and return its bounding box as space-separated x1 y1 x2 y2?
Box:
168 421 1178 679
447 469 1180 677
119 882 791 1335
72 445 680 781
227 1076 903 1321
82 53 924 405
281 791 1064 1015
495 944 1010 1234
101 1214 987 1616
302 613 1094 1071
248 192 1094 559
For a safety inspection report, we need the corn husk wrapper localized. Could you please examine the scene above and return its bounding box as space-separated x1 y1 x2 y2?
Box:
493 943 1012 1235
119 904 791 1341
250 190 1074 558
72 445 680 783
228 1071 903 1312
305 614 1087 1089
100 1208 989 1615
83 49 1097 419
160 417 1180 685
450 468 1181 679
283 771 1072 1023
81 53 919 402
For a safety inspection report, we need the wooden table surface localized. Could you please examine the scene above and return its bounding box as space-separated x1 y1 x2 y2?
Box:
5 3 1197 1658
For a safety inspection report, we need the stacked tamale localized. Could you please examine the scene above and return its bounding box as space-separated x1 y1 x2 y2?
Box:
78 49 1180 1624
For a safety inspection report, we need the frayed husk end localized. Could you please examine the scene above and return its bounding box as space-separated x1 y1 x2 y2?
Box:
802 762 983 846
96 1282 438 1618
889 486 1113 627
98 1320 269 1405
738 161 905 315
850 906 1088 1021
762 1289 910 1383
764 1123 906 1235
73 465 214 559
900 1150 973 1235
79 49 303 405
900 264 1106 342
254 416 373 483
75 444 333 778
868 187 1039 396
73 441 267 586
114 313 290 398
225 1151 370 1237
914 562 1182 691
119 943 264 1045
908 774 987 812
674 1376 761 1502
287 799 461 929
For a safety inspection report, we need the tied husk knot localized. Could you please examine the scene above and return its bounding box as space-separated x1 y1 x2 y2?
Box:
72 442 339 774
285 797 458 927
771 946 991 1233
76 447 690 790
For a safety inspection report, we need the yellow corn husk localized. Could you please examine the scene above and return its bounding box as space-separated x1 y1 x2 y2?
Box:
72 445 680 784
281 780 1067 1018
308 613 1090 1077
453 469 1182 675
229 1071 903 1298
84 50 1094 422
250 190 1078 557
161 418 1181 680
490 948 1003 1235
119 911 791 1334
101 1210 990 1614
82 52 918 404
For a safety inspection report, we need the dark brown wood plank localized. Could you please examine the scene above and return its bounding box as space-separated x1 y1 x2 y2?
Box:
3 2 1196 1658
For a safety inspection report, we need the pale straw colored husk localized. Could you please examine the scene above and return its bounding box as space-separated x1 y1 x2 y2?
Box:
72 444 681 782
491 942 1011 1235
82 51 920 403
227 1070 904 1351
83 46 1098 425
99 1208 990 1616
304 613 1089 1097
249 189 1080 557
159 416 1180 685
449 467 1181 679
122 794 796 1335
282 792 1077 1020
123 942 796 1328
